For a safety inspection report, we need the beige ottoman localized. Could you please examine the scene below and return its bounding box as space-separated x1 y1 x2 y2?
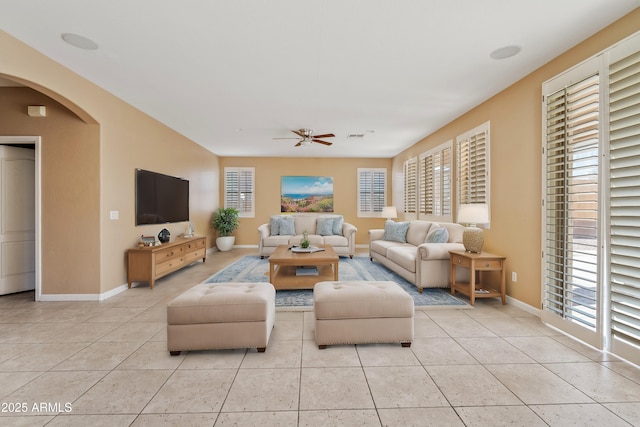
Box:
313 280 414 349
167 282 275 355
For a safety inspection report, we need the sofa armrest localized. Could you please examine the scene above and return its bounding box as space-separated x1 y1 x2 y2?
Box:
368 229 385 242
418 243 466 260
258 223 270 239
342 222 357 238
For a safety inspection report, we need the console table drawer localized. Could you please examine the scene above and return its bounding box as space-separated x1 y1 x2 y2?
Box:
156 246 184 261
451 255 471 268
477 259 502 270
156 257 185 276
184 248 206 262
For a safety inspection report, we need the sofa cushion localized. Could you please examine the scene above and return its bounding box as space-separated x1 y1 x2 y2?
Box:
426 226 449 243
383 221 410 243
323 235 348 247
294 215 317 235
405 220 433 246
316 218 334 236
387 245 417 273
262 235 291 247
289 234 323 246
437 222 464 243
370 239 398 257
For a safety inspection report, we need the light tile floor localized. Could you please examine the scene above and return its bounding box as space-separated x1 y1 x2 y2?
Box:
1 249 639 426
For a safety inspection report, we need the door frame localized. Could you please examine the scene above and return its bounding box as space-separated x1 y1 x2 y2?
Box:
0 136 41 300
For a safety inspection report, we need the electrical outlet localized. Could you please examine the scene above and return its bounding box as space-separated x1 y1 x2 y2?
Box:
109 210 119 220
512 272 517 283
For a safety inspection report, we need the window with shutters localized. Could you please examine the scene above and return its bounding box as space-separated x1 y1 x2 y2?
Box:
419 141 452 221
609 42 640 362
224 167 254 218
543 71 600 346
403 157 417 217
541 32 640 364
358 168 386 217
456 122 490 215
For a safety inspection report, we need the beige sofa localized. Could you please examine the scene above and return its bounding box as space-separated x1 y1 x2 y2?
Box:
369 220 469 292
258 214 357 258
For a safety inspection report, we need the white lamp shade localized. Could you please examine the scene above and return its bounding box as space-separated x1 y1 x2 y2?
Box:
381 206 398 219
457 203 489 225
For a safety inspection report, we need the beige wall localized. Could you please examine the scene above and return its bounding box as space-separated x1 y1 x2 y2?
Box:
219 157 392 246
392 9 640 309
0 87 101 294
0 30 220 296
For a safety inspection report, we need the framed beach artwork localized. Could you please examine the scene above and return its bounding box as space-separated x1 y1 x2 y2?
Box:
281 176 334 212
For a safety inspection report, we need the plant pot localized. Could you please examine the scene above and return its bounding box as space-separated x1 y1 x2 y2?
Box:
216 236 235 252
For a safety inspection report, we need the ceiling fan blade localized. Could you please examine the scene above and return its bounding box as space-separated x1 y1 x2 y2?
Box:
313 139 333 146
273 137 302 140
295 141 303 147
292 129 306 138
313 133 335 139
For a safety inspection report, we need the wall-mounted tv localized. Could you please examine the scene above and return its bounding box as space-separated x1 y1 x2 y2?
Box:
135 169 189 225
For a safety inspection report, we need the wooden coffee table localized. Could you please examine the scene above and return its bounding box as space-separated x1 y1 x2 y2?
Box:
268 244 339 290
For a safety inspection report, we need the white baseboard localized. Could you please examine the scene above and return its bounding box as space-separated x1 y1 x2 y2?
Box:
506 295 541 317
39 283 129 301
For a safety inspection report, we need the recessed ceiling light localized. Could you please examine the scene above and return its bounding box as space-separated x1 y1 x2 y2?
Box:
490 45 521 60
61 33 99 50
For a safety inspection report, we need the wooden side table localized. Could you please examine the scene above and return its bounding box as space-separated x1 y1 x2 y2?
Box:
449 250 506 305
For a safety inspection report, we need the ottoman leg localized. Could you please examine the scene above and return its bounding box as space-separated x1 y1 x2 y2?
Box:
318 345 327 350
257 347 266 353
169 351 181 356
401 342 411 348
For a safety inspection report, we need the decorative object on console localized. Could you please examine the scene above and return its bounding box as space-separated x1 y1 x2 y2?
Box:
381 206 398 221
184 222 194 237
300 230 310 248
211 207 240 252
158 228 170 243
457 203 489 253
139 235 157 247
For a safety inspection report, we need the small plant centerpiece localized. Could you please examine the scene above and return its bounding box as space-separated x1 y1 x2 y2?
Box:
211 207 239 252
300 230 310 249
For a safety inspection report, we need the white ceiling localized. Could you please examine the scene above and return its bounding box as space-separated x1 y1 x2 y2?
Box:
1 0 638 157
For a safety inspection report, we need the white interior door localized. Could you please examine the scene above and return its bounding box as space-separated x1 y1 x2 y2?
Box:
0 146 35 295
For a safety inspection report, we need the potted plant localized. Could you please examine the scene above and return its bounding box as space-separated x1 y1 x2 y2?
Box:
211 207 239 251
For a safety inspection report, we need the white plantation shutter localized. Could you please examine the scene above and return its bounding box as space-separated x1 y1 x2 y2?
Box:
419 141 452 220
404 157 417 215
609 48 640 358
224 167 254 217
543 73 600 337
457 123 489 205
358 168 386 217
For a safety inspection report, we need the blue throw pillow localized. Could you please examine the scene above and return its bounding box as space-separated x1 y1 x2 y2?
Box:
426 227 449 243
383 221 410 243
270 216 281 236
278 216 295 235
316 218 334 236
332 216 344 235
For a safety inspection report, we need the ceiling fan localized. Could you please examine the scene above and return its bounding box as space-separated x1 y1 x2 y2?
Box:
273 129 335 147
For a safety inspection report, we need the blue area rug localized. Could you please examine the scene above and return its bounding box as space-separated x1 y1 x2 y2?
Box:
204 256 469 309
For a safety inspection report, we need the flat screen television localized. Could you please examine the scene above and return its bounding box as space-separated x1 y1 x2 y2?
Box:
135 169 189 225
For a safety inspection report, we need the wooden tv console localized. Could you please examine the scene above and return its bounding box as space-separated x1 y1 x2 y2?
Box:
127 236 206 289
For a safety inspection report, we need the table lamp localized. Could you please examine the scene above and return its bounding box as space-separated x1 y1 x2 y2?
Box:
381 206 398 221
457 203 489 253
